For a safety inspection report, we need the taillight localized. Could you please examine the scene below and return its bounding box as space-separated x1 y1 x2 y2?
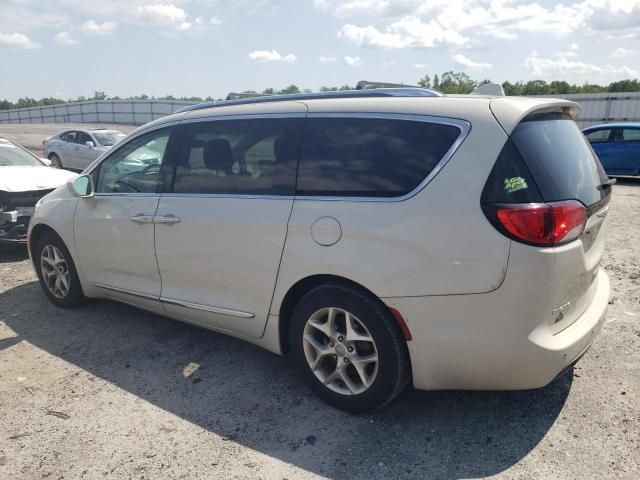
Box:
484 200 586 247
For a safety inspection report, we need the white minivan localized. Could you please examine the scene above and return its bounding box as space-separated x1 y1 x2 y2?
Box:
28 87 612 412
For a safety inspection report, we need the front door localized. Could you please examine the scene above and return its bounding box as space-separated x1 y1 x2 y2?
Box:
74 126 176 311
154 114 304 338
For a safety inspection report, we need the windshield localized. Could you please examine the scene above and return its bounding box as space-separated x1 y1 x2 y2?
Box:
92 131 126 147
0 141 43 167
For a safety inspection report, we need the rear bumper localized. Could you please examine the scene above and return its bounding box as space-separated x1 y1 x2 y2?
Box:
384 269 609 391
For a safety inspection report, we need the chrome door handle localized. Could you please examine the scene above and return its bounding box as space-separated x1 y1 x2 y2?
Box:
154 214 181 225
130 214 154 224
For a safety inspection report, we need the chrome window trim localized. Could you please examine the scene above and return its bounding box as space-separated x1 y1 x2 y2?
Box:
294 112 471 203
87 111 471 203
160 297 255 318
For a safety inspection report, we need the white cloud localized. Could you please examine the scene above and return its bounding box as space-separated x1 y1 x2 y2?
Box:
209 15 223 25
344 55 363 66
414 62 429 68
80 20 116 35
339 16 468 49
248 49 297 63
383 60 396 67
524 51 639 80
570 42 579 50
54 31 76 45
611 47 633 58
322 0 640 50
0 30 39 49
314 0 422 18
319 55 337 62
452 53 491 70
134 4 188 26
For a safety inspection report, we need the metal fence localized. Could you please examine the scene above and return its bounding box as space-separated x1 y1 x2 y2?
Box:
1 93 640 128
0 100 194 126
545 92 640 129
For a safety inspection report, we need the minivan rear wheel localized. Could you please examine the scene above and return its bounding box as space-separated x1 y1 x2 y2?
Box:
290 283 410 413
34 232 85 308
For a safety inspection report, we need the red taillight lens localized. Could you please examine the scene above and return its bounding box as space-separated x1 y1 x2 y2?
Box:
492 200 586 247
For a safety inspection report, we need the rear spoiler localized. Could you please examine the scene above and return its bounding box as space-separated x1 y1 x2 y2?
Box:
489 97 581 134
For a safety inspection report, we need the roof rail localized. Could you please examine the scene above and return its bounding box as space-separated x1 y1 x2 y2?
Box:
356 80 420 90
225 92 273 100
175 87 442 114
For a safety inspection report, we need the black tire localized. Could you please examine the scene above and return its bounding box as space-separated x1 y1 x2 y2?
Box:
33 231 85 308
48 153 62 169
290 282 410 413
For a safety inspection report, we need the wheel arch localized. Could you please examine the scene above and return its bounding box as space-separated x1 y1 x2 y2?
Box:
277 274 409 354
29 222 59 253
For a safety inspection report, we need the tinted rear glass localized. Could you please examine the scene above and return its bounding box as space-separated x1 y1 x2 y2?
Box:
296 117 461 197
510 113 608 206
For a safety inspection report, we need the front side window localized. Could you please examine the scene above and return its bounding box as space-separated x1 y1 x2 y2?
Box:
585 129 611 143
172 118 301 195
76 132 93 146
622 128 640 142
94 128 171 194
296 117 461 197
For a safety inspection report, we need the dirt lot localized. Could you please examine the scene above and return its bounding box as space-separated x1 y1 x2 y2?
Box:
0 137 639 478
0 123 137 158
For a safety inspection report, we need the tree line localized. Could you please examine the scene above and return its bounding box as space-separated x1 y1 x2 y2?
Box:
2 73 639 111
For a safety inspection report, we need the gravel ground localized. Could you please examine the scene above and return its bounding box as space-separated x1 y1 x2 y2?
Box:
0 123 137 158
0 163 638 478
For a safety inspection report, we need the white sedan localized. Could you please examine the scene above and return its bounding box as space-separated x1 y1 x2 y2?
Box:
43 128 125 171
0 138 76 243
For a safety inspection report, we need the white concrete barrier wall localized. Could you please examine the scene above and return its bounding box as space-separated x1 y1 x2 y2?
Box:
0 100 194 125
1 94 640 127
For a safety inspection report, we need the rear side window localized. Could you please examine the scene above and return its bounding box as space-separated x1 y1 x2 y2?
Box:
296 117 461 197
488 113 608 207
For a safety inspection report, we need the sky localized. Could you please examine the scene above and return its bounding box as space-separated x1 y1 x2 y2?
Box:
0 0 638 101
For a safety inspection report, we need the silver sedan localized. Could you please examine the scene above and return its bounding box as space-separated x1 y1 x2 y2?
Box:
43 129 125 171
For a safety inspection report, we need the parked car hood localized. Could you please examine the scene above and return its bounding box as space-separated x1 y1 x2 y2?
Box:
0 166 76 192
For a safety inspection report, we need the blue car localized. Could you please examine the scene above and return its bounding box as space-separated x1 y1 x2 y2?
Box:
583 123 640 176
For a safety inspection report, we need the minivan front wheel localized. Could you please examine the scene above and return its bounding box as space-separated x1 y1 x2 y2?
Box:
290 283 410 413
34 232 85 308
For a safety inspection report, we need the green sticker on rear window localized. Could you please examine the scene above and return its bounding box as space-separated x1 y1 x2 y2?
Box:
504 176 528 194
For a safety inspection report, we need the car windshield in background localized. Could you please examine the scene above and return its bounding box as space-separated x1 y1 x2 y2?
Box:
0 141 42 167
92 131 126 146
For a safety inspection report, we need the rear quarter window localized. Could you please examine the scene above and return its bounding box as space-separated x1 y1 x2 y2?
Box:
296 117 462 197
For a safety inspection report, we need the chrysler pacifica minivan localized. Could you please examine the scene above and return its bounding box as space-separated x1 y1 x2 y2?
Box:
28 86 612 412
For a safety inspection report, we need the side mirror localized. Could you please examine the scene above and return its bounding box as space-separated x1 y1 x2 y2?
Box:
85 141 95 148
69 174 95 198
40 158 52 166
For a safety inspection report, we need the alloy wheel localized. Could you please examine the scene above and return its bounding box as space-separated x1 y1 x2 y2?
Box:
49 154 62 168
40 245 71 299
303 307 379 395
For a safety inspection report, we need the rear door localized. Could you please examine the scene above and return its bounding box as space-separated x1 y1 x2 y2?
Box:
58 131 79 168
154 114 304 338
616 128 640 175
